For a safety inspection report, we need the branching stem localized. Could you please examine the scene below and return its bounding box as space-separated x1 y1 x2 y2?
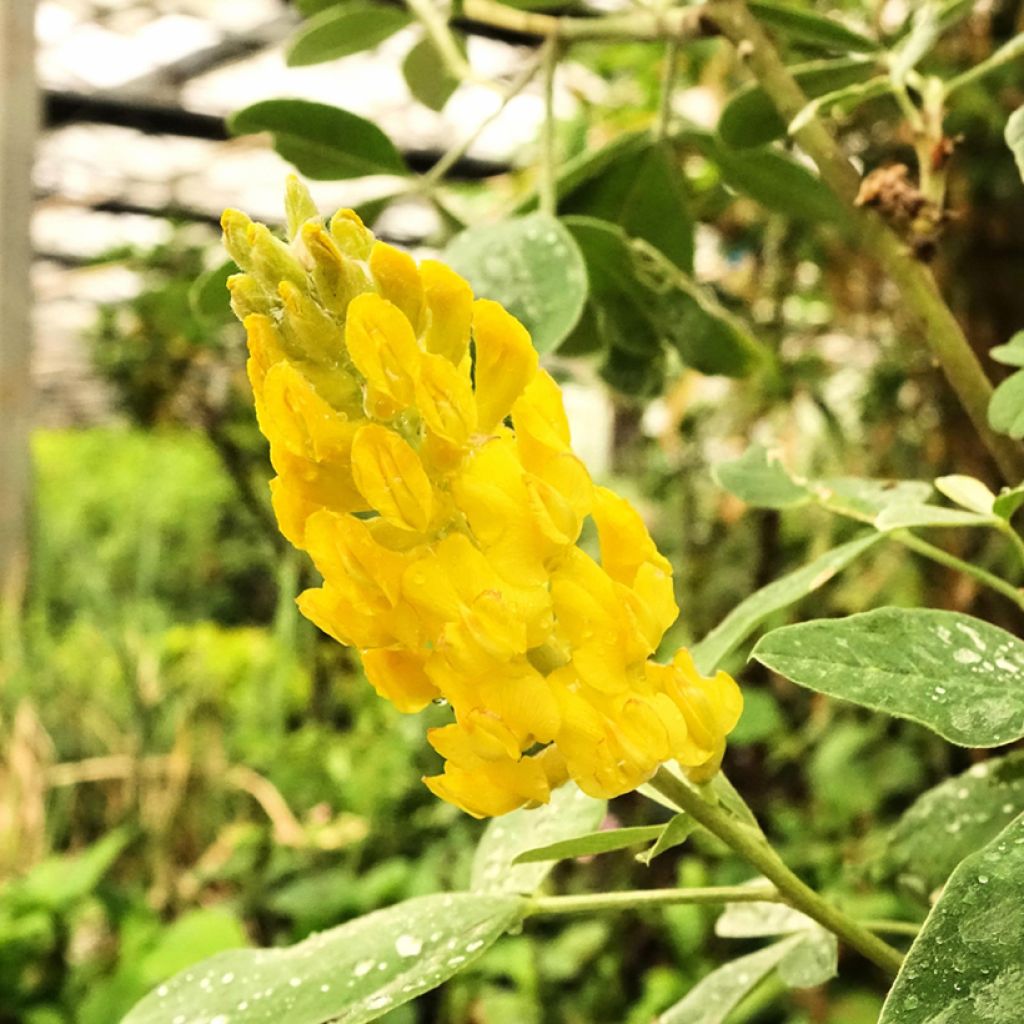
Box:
648 768 905 977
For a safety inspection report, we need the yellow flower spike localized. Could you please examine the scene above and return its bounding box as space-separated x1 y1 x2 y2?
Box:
284 174 320 240
415 352 476 447
345 293 421 412
227 187 743 818
420 259 473 363
330 208 375 259
369 241 426 333
471 300 539 433
361 647 440 713
350 423 434 532
301 221 372 318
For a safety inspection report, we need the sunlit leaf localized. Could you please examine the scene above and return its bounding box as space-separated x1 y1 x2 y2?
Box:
713 445 811 508
879 814 1024 1024
754 608 1024 747
989 370 1024 439
874 502 997 531
1005 106 1024 184
123 893 523 1024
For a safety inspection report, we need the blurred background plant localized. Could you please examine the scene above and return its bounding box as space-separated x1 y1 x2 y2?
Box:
4 0 1024 1021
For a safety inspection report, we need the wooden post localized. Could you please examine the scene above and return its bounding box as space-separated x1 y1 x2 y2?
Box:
0 2 36 605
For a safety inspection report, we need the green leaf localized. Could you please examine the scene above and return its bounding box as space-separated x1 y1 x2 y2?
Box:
444 214 588 354
875 502 997 531
788 76 893 135
716 899 837 987
713 445 811 508
286 4 413 67
754 608 1024 747
229 100 407 180
748 1 878 53
561 141 694 272
934 474 996 515
1006 106 1024 185
878 813 1024 1024
297 0 343 13
989 331 1024 367
403 36 461 112
139 909 250 985
512 825 665 864
812 477 933 521
684 131 845 224
691 534 881 675
471 784 606 894
988 369 1024 439
881 752 1024 899
598 341 667 399
994 484 1024 520
718 57 876 149
636 813 696 865
189 260 237 328
657 939 802 1024
6 829 133 914
123 893 523 1024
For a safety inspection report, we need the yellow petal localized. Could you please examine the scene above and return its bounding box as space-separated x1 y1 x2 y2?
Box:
472 300 538 432
361 647 439 712
421 259 473 363
415 351 476 447
345 293 421 410
350 424 434 532
370 241 425 332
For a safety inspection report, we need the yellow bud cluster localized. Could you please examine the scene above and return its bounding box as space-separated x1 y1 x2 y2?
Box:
223 178 742 817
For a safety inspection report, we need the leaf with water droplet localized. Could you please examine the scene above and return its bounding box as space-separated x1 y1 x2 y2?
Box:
879 813 1024 1024
754 609 1024 747
880 751 1024 900
122 892 523 1024
444 214 587 354
471 784 605 894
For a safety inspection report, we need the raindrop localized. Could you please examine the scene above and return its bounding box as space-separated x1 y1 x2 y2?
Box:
395 934 423 958
289 977 302 987
978 874 990 884
221 972 235 984
354 958 375 977
367 994 393 1011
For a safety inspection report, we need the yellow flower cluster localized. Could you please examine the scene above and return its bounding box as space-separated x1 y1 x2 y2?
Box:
222 179 742 817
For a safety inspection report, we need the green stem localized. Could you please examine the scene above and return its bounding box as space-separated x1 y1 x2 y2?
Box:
461 0 712 42
648 768 905 977
706 0 1024 485
995 520 1024 573
862 919 922 938
539 37 560 217
944 33 1024 98
421 54 543 188
526 883 781 917
404 0 476 84
655 37 681 141
891 530 1024 613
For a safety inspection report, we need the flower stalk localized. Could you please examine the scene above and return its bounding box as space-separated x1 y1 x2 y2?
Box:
648 767 905 977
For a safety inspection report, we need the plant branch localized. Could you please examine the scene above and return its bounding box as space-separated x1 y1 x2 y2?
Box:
648 768 904 977
655 38 681 141
421 52 543 188
526 883 782 917
706 0 1024 485
944 32 1024 98
461 0 713 42
539 37 560 216
891 530 1024 613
